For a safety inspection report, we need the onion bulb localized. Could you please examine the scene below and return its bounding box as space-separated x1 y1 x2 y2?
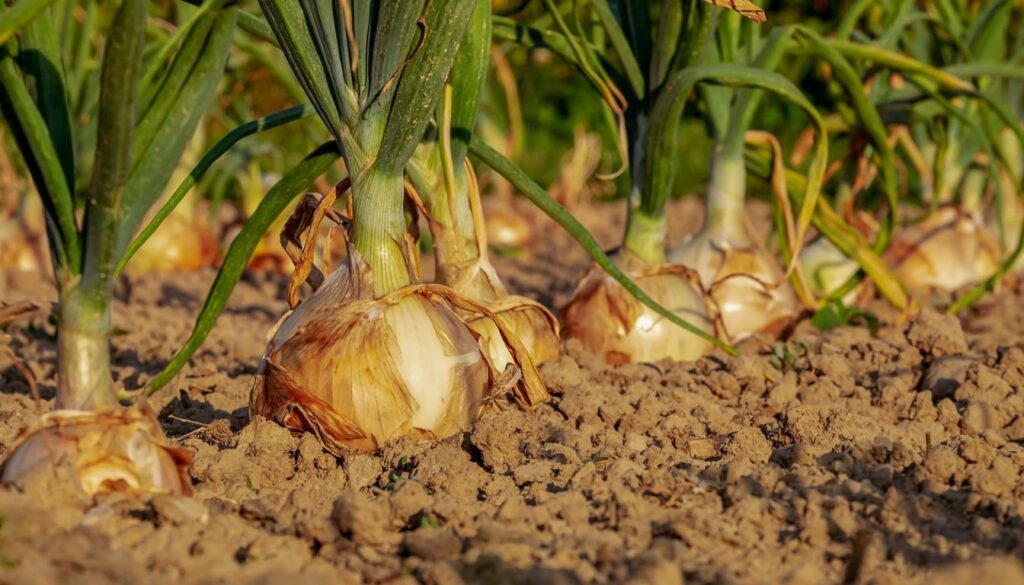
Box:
0 405 192 497
561 253 714 364
0 196 48 275
670 229 800 342
888 206 999 293
251 254 548 454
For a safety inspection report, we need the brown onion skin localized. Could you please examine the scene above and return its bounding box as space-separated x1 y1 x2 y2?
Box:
0 405 192 498
561 260 714 365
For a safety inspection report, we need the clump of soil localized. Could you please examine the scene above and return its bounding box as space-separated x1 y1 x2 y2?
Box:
2 200 1024 584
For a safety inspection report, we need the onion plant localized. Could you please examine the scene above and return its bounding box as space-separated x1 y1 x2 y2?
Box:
245 0 556 454
793 3 1024 311
0 0 236 495
504 1 834 361
405 1 560 371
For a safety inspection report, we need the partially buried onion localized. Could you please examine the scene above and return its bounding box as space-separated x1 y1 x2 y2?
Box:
561 252 714 364
0 404 192 497
887 206 999 293
670 228 800 343
251 253 548 455
432 162 560 370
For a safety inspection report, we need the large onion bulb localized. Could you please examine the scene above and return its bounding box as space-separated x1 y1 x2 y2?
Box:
251 256 547 454
0 405 192 497
561 254 714 364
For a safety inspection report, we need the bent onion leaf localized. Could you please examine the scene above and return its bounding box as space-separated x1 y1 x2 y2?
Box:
145 142 342 395
117 104 316 278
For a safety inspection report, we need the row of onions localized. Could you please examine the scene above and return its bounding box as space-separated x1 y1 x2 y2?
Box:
0 0 1021 499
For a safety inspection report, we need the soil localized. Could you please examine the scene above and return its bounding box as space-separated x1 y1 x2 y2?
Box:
2 198 1024 584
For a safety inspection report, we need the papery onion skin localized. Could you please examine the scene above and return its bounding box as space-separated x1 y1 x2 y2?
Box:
252 266 493 454
561 262 714 364
467 295 561 372
671 232 800 343
888 206 1000 293
0 405 192 497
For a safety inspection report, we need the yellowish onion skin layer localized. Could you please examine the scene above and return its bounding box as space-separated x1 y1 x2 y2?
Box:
466 297 561 372
128 213 218 274
889 206 1000 294
0 405 192 497
561 260 714 364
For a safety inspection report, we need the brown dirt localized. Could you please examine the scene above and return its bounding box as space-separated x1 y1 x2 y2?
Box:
3 200 1024 584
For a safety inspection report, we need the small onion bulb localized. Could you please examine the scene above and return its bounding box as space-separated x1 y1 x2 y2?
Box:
670 229 800 343
561 255 714 364
888 206 999 293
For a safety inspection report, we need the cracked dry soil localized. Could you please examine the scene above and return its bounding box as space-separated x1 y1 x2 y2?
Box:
2 200 1024 584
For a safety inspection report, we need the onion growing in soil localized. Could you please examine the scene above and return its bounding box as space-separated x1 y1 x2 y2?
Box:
0 406 192 497
562 252 713 363
670 155 801 341
250 0 549 453
0 1 237 498
251 254 546 454
888 206 1000 294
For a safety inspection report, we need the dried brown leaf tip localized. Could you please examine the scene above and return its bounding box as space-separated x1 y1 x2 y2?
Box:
704 0 766 24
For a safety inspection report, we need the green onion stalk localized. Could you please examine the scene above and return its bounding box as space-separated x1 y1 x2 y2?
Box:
250 0 549 455
0 0 237 497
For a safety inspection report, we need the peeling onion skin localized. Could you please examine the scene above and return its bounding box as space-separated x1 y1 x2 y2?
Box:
251 256 548 455
466 297 561 372
561 255 714 364
0 405 192 497
444 260 561 370
888 207 1000 294
670 230 800 343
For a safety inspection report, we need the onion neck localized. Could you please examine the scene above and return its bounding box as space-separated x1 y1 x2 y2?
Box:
351 167 412 296
623 192 668 266
57 280 117 410
430 165 480 272
702 147 747 242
